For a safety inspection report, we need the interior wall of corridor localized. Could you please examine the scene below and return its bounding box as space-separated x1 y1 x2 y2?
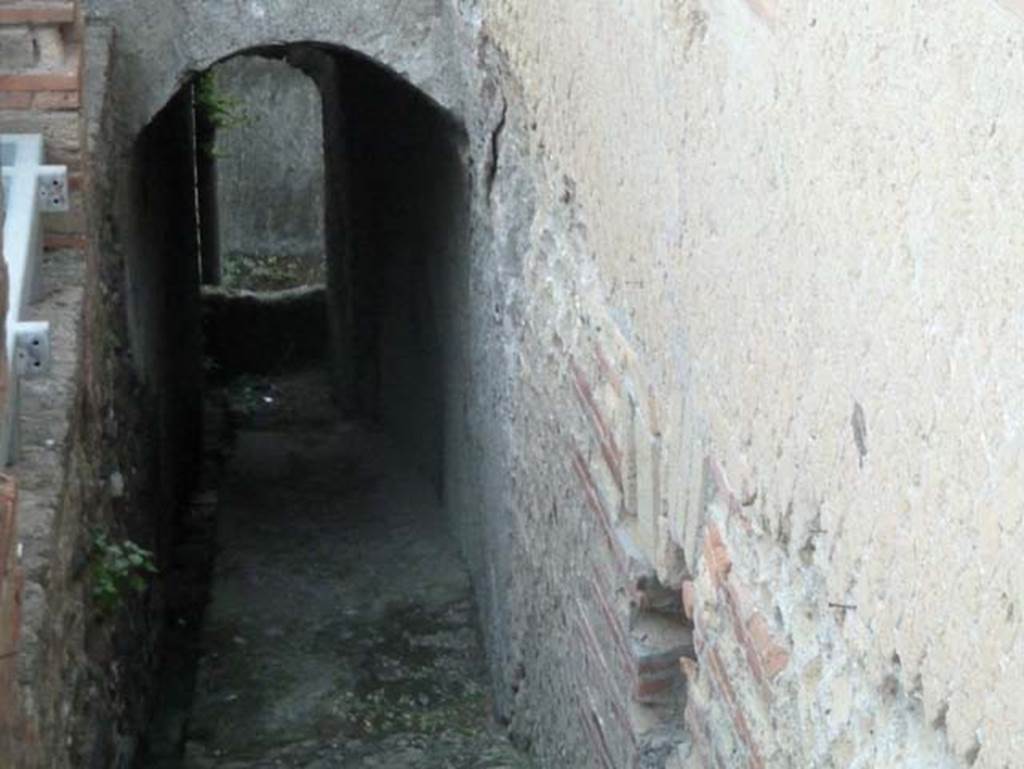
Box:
320 49 465 491
482 1 1024 767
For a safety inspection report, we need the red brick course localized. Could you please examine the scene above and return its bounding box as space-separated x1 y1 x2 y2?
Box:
571 450 629 576
684 460 797 768
0 91 33 109
591 341 625 400
31 89 79 110
634 654 681 702
579 703 617 769
703 522 732 582
42 232 86 250
0 0 85 245
570 358 625 493
0 89 80 110
0 70 79 92
0 2 75 25
573 610 637 743
705 644 765 769
746 612 790 681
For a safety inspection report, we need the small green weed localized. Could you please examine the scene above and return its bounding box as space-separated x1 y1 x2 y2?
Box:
195 70 251 158
90 530 158 616
221 251 326 292
195 71 249 131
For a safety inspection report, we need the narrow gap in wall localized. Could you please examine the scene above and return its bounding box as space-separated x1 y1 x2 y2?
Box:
629 544 696 765
198 53 328 378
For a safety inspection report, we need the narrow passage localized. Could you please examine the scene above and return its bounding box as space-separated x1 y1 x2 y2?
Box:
151 370 528 769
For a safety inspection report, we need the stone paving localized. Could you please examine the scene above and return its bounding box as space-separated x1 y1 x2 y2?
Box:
147 370 530 769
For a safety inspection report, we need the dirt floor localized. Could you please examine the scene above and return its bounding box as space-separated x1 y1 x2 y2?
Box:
142 369 530 769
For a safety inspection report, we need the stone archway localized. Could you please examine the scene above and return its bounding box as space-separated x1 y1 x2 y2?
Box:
116 36 469 516
114 31 496 766
92 0 468 140
83 0 499 515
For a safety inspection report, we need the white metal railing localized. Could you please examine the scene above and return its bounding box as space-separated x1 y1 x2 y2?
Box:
0 134 68 465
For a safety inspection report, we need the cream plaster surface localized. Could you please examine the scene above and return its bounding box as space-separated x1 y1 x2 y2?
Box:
484 1 1024 766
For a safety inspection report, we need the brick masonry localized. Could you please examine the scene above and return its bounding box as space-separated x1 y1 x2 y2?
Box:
0 475 22 739
565 333 698 765
0 0 85 248
552 278 806 768
677 468 798 769
562 326 808 769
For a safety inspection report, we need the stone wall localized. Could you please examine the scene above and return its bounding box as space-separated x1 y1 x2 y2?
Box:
210 56 325 290
0 0 85 247
8 249 92 769
2 22 184 768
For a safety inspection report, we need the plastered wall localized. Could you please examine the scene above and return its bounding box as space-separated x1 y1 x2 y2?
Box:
483 1 1024 767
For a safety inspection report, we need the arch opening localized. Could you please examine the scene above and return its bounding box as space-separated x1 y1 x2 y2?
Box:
123 41 467 492
206 54 327 292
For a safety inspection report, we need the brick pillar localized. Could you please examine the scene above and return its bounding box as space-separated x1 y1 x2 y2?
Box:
0 0 84 249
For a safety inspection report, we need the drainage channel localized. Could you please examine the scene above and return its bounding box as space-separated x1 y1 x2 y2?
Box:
140 368 530 769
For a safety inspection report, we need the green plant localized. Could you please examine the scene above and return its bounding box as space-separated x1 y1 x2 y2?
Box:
194 70 251 159
221 251 326 291
195 70 249 131
90 530 158 616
